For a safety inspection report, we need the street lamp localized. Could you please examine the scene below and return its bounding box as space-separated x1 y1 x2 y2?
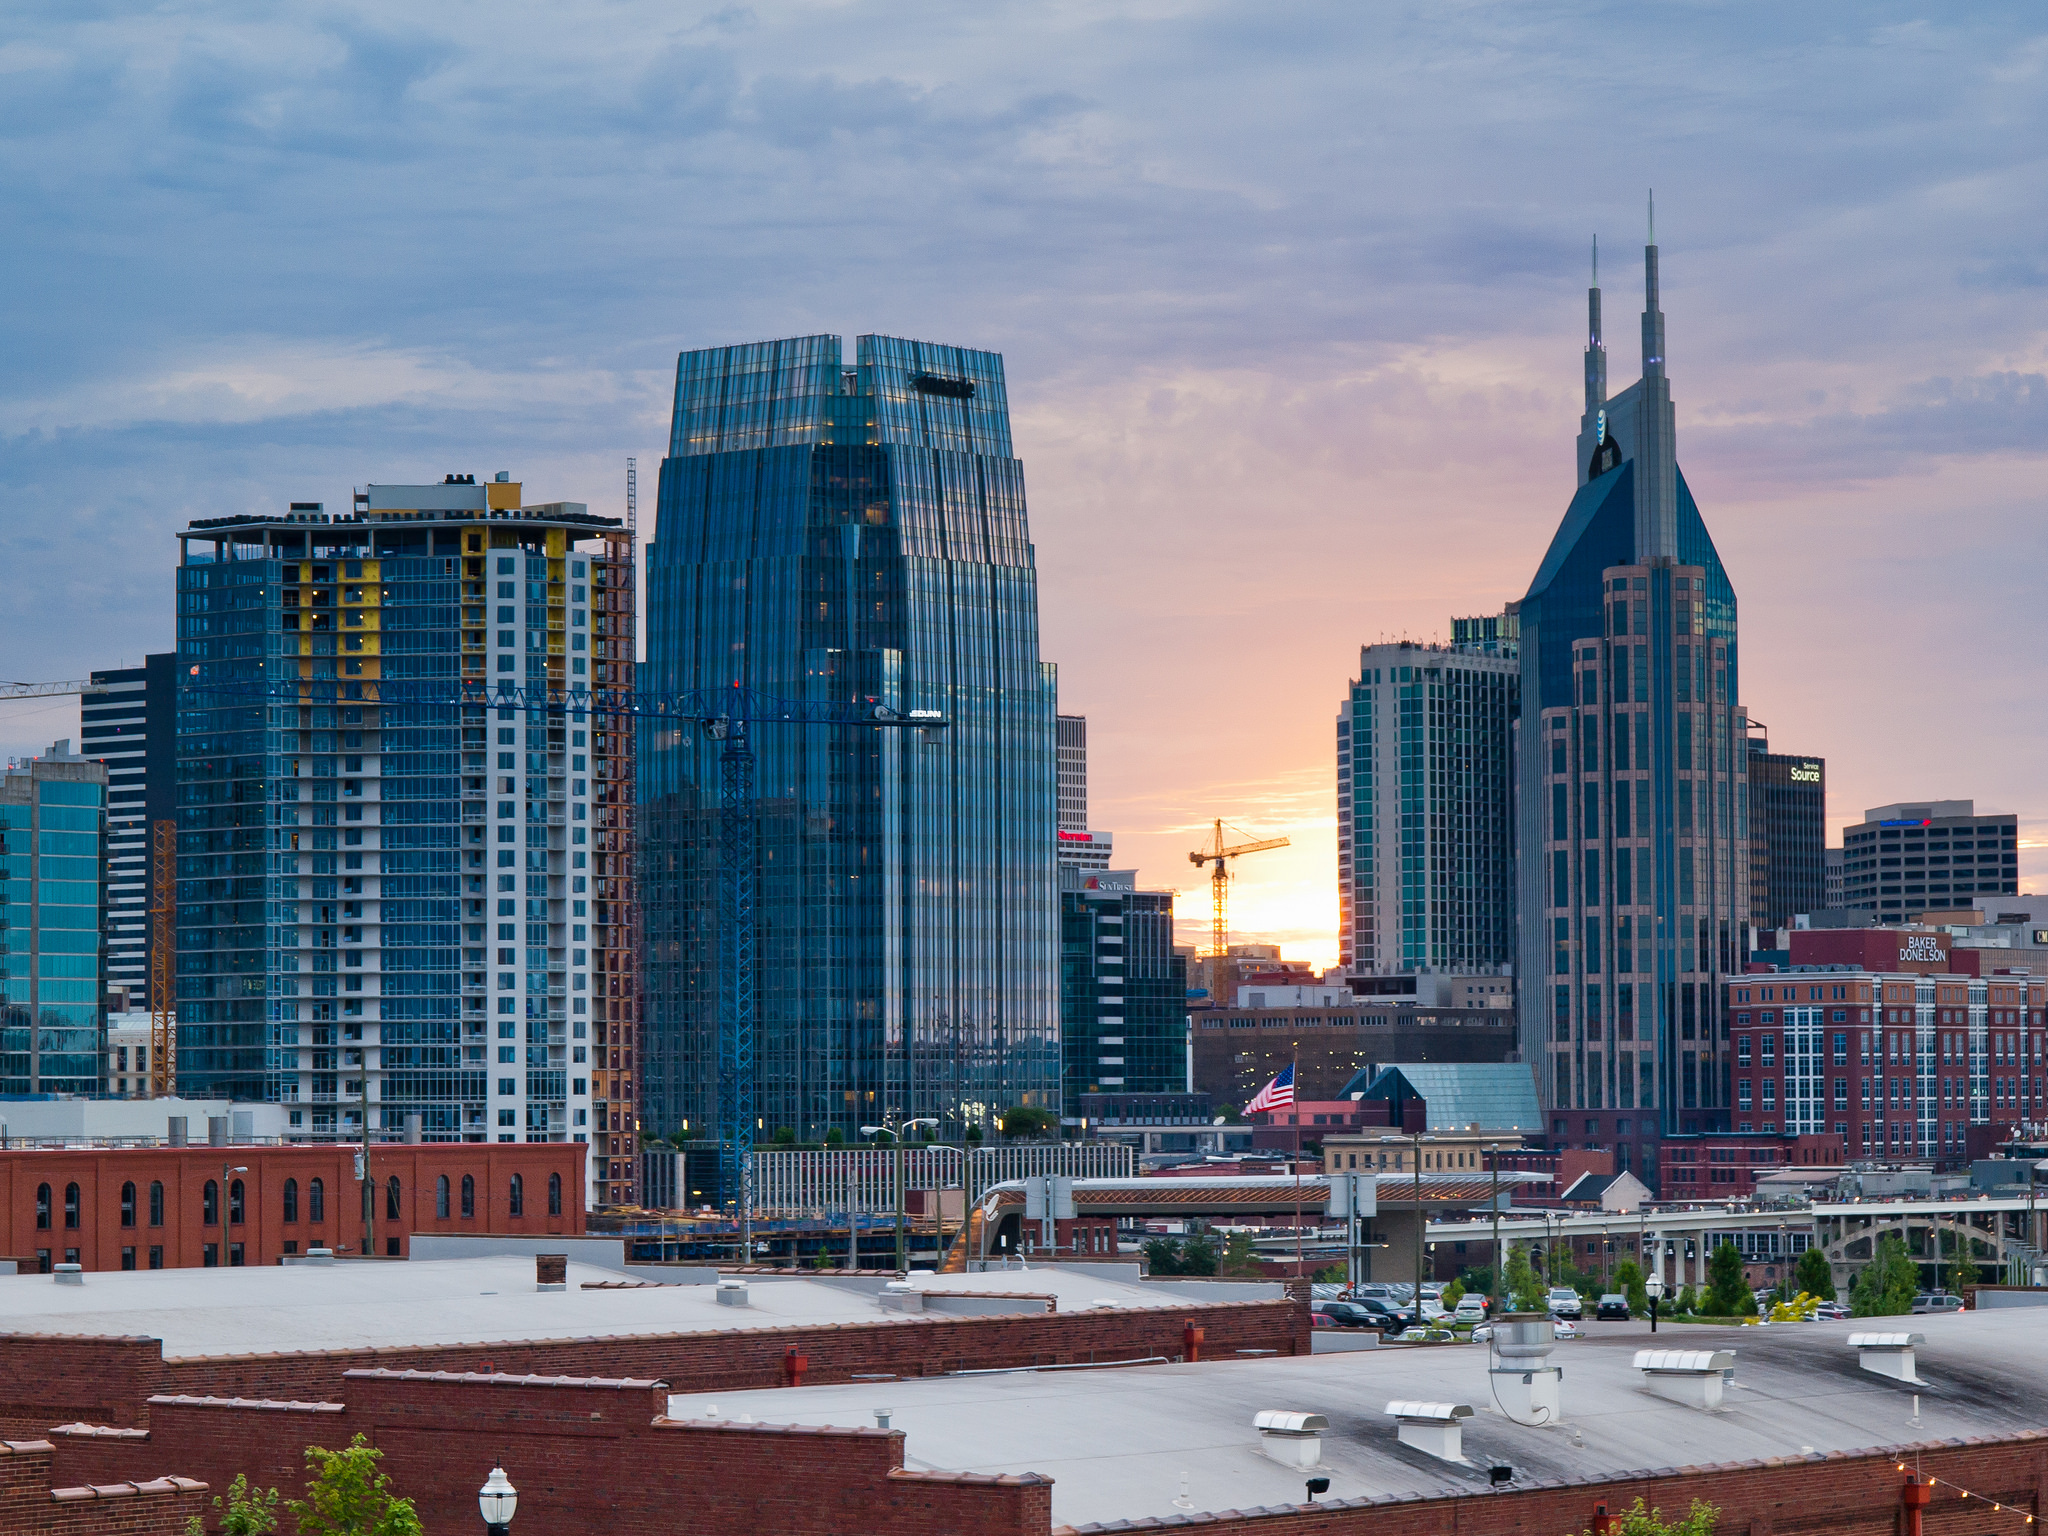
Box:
862 1118 939 1274
1644 1271 1664 1334
478 1466 517 1534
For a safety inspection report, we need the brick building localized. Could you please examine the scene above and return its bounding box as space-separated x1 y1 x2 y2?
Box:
1192 1001 1516 1106
1658 1131 1843 1199
0 1142 583 1272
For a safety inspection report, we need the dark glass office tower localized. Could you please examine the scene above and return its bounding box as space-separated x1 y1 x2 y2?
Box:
1746 743 1825 930
83 654 177 1008
1515 233 1749 1187
641 334 1059 1148
1060 869 1186 1119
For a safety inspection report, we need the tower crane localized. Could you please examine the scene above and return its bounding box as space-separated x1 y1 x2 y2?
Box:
1187 819 1289 958
0 680 106 700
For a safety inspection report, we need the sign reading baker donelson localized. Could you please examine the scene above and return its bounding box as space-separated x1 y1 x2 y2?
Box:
1899 934 1946 965
1788 926 1960 975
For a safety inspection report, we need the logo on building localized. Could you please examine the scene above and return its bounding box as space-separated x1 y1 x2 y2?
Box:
1899 934 1945 964
1790 762 1820 783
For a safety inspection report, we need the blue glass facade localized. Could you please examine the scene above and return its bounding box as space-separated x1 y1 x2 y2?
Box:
1515 243 1748 1188
642 333 1059 1147
1060 875 1186 1119
0 752 108 1095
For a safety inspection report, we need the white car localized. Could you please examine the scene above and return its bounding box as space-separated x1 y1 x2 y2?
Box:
1453 1294 1490 1321
1418 1297 1449 1322
1552 1319 1581 1340
1546 1286 1583 1320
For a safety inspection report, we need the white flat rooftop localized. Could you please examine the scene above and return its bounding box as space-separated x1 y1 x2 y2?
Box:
666 1310 2048 1530
0 1258 1215 1359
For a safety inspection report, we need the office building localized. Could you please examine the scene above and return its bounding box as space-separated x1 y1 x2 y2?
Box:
175 481 637 1205
1825 846 1845 911
641 334 1060 1148
0 742 108 1094
82 653 177 1008
1449 605 1520 657
1514 232 1749 1186
1059 867 1186 1120
1190 993 1517 1105
1336 639 1517 978
1056 715 1088 831
1747 741 1825 929
1839 801 2018 921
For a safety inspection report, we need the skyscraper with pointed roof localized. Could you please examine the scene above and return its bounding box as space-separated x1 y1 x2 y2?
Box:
1515 216 1750 1189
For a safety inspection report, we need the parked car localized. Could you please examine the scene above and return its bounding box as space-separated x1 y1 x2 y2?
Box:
1912 1292 1966 1314
1314 1300 1387 1330
1814 1301 1849 1321
1454 1294 1491 1322
1552 1319 1581 1340
1310 1310 1334 1328
1391 1326 1458 1343
1594 1292 1632 1321
1417 1298 1449 1322
1469 1322 1495 1343
1349 1283 1395 1301
1348 1297 1418 1331
1546 1286 1584 1320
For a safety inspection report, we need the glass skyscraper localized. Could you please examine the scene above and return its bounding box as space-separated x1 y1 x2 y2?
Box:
175 483 637 1204
83 653 177 1008
1060 869 1186 1119
641 333 1059 1151
0 743 107 1095
1515 235 1749 1186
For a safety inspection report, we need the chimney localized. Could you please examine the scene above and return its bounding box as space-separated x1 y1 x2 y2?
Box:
208 1116 228 1147
166 1117 188 1147
536 1254 567 1291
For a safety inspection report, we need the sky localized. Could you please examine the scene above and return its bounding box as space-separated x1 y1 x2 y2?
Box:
3 1 2045 970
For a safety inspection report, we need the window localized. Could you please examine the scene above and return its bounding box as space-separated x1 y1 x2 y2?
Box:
203 1243 219 1268
149 1181 164 1227
437 1175 451 1219
120 1182 136 1228
309 1177 326 1223
229 1179 246 1225
509 1174 524 1217
203 1180 219 1225
548 1172 562 1217
284 1178 300 1223
121 1247 136 1271
35 1183 51 1230
148 1245 163 1270
63 1183 80 1230
461 1174 476 1218
229 1242 245 1267
387 1175 401 1222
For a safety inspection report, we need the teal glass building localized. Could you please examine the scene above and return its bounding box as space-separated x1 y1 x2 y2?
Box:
641 333 1060 1149
0 744 108 1095
1515 236 1749 1188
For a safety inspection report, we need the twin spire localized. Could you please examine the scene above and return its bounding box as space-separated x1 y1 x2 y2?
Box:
1583 191 1665 419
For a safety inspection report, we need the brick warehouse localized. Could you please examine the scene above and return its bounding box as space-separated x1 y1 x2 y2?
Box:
0 1142 583 1271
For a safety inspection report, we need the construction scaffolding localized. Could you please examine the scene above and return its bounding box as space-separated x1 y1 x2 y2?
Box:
149 818 176 1097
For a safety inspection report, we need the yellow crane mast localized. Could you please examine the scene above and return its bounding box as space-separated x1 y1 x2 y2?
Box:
1187 819 1289 957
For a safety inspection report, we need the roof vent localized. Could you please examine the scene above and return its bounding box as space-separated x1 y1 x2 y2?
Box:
715 1278 749 1307
1849 1331 1927 1384
1632 1348 1736 1409
1385 1400 1471 1462
53 1263 83 1287
1489 1314 1562 1422
305 1247 336 1266
1253 1410 1328 1468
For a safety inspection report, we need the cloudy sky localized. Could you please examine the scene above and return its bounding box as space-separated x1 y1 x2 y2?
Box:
3 2 2045 966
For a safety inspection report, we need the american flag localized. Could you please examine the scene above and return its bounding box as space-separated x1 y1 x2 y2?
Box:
1245 1062 1296 1115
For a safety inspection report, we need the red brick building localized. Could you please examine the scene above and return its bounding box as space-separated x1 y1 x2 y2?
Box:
1659 1130 1842 1198
1729 941 2047 1166
0 1143 583 1272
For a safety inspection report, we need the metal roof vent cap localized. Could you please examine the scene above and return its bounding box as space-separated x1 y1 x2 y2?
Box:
53 1263 83 1287
1386 1400 1472 1462
1253 1410 1328 1468
305 1247 336 1266
1632 1348 1737 1409
1848 1332 1927 1384
715 1278 749 1307
1489 1315 1562 1423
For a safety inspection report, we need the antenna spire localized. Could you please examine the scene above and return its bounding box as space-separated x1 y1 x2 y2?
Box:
1648 189 1655 246
1592 234 1599 287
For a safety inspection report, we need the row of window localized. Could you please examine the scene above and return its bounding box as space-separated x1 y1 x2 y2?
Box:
1732 1030 2037 1067
30 1171 561 1229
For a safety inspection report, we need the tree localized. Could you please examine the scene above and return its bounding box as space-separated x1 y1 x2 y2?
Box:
1143 1237 1185 1275
1580 1496 1720 1536
997 1105 1060 1141
1219 1231 1264 1278
1179 1232 1220 1276
187 1474 279 1536
823 1125 845 1146
1503 1243 1546 1312
1851 1231 1918 1317
289 1435 422 1536
1703 1241 1756 1317
1442 1278 1466 1308
1613 1258 1648 1316
1794 1245 1836 1302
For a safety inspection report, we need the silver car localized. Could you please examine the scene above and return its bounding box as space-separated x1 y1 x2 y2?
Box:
1546 1286 1583 1320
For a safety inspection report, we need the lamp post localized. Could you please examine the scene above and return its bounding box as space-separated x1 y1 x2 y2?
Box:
478 1466 517 1534
862 1118 938 1274
1645 1271 1664 1334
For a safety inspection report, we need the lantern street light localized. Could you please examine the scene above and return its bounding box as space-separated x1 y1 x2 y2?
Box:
478 1466 517 1534
1644 1271 1665 1335
862 1118 940 1274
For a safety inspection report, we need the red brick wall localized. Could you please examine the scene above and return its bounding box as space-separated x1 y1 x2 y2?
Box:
0 1438 207 1536
0 1144 585 1273
2 1298 1302 1435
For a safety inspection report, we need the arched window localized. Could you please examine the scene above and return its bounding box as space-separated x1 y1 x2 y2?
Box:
309 1177 325 1224
460 1174 475 1219
64 1183 80 1229
35 1183 51 1230
548 1172 562 1217
283 1178 299 1224
202 1180 219 1225
508 1173 523 1217
148 1181 164 1227
229 1179 245 1225
120 1182 137 1228
436 1175 450 1220
386 1175 401 1222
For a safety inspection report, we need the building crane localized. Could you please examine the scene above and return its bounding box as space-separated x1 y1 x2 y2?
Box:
1187 819 1290 958
0 680 106 700
185 674 946 1248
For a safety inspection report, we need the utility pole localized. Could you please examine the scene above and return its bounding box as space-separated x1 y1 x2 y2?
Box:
1488 1141 1502 1312
358 1073 374 1258
1412 1130 1425 1305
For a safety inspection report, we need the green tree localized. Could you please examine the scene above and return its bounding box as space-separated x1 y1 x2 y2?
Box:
1457 1265 1495 1298
1503 1243 1546 1311
1671 1284 1698 1316
1143 1237 1184 1275
1851 1231 1918 1317
1612 1257 1648 1316
1703 1241 1756 1316
1578 1496 1720 1536
1179 1233 1219 1276
772 1126 798 1147
997 1105 1060 1141
1794 1245 1836 1302
1220 1231 1264 1277
1441 1278 1466 1308
288 1435 422 1536
187 1474 280 1536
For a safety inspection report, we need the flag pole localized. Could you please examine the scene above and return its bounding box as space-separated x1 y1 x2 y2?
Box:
1293 1046 1303 1280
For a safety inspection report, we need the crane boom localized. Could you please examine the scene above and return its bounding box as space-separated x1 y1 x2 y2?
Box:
1186 818 1290 957
0 680 106 700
